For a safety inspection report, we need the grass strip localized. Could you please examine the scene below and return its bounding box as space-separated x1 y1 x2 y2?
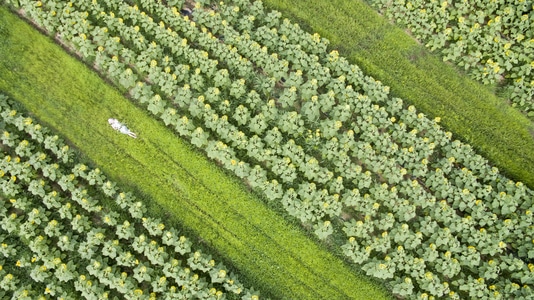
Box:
261 0 534 187
0 7 391 300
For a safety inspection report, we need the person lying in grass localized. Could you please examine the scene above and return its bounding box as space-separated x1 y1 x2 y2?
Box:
108 118 137 138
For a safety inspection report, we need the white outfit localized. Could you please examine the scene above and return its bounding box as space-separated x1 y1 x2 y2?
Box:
108 118 137 138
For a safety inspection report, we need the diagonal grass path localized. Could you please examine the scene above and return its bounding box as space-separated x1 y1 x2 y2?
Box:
262 0 534 188
0 7 391 300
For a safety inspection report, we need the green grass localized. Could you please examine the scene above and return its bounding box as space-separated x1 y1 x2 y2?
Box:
262 0 534 188
0 6 391 300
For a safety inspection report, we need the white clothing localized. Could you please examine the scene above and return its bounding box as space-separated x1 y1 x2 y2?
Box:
108 118 137 138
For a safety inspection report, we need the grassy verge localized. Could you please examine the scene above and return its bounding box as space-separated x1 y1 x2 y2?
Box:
0 6 391 300
262 0 534 187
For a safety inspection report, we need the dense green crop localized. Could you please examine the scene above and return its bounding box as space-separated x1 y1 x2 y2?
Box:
0 94 260 299
0 4 390 299
368 0 534 118
261 0 534 188
2 0 534 299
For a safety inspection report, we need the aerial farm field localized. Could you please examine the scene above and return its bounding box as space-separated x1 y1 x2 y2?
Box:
0 0 533 299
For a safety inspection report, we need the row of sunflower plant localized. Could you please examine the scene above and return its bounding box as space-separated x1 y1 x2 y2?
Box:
189 4 533 297
5 0 534 298
0 93 261 299
367 0 534 118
